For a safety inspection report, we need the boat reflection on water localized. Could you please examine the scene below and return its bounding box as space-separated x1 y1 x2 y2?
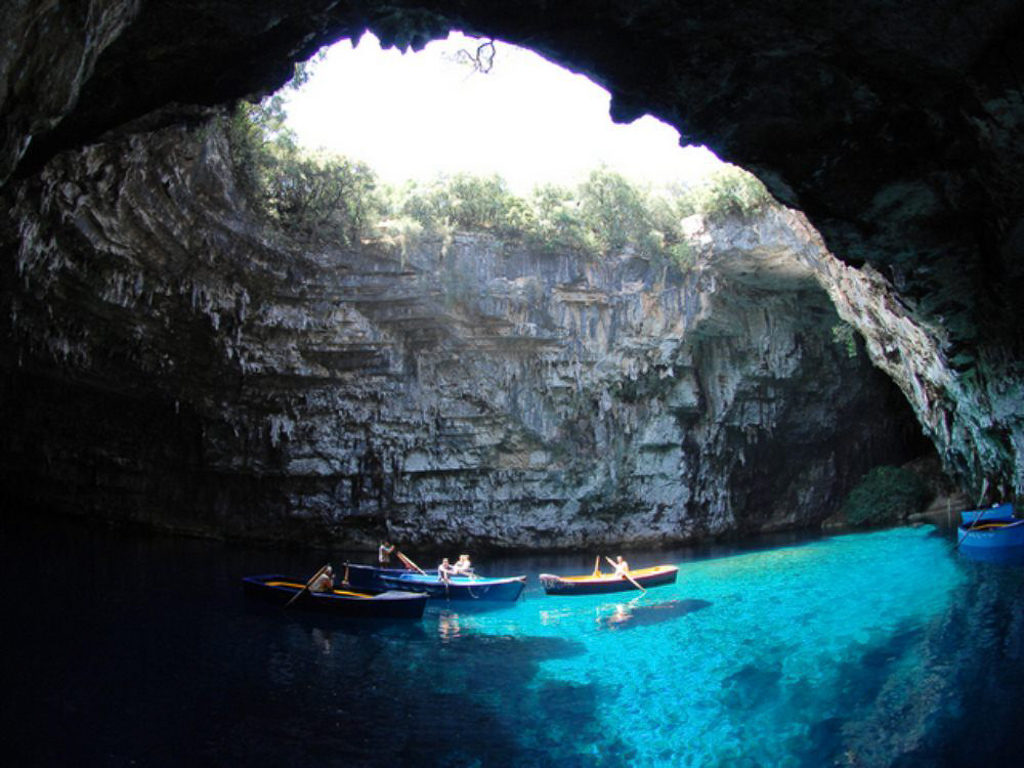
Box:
596 598 712 631
311 626 333 655
437 609 467 642
243 597 430 643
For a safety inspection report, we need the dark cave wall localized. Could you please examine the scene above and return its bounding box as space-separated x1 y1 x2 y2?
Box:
0 0 1021 509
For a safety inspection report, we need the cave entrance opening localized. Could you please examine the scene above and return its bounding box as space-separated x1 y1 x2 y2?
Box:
282 31 724 196
234 30 781 273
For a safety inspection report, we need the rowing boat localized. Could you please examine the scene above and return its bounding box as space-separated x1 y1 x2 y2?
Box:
957 503 1024 563
242 574 429 619
379 571 527 601
343 562 527 601
539 564 678 595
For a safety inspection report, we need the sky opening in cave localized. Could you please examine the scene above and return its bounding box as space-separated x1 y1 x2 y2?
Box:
284 32 724 194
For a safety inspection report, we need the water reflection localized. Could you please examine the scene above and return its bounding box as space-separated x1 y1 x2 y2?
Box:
310 627 332 655
538 606 575 626
243 598 429 642
437 609 466 642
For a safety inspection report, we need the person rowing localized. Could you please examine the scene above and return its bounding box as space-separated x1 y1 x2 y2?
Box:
605 555 646 596
309 565 335 592
612 555 630 578
437 557 456 584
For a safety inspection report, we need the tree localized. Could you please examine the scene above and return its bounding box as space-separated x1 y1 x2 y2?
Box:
578 167 651 254
264 153 381 243
396 173 531 237
226 84 383 244
680 166 773 220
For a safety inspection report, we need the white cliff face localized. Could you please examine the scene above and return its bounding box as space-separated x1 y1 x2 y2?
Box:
0 125 929 548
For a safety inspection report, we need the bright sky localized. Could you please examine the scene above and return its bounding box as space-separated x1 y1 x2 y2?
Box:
284 32 724 194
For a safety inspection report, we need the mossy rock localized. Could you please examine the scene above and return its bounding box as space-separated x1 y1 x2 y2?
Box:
836 465 932 528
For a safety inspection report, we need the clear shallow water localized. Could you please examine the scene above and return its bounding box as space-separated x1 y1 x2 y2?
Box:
3 518 1022 767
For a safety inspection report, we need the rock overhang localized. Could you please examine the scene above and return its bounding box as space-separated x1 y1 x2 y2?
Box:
1 0 1022 502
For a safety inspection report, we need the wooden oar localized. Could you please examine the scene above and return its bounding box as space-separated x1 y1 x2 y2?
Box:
954 517 979 551
605 556 646 596
286 563 330 607
396 550 427 576
954 484 995 551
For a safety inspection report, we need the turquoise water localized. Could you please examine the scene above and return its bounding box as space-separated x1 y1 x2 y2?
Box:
5 519 1022 766
425 527 966 766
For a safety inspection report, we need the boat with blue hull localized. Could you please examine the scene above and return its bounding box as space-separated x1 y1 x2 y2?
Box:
342 563 526 601
380 571 527 601
961 502 1015 525
957 503 1024 563
342 563 414 591
242 574 429 619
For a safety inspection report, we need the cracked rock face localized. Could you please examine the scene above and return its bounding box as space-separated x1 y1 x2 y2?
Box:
0 0 1021 503
0 125 927 548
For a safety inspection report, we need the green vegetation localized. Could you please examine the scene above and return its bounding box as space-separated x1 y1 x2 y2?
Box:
831 322 859 358
227 98 383 245
674 168 773 220
840 466 931 526
226 88 776 265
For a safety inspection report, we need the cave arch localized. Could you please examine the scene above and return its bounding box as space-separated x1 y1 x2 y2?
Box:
2 1 1022 504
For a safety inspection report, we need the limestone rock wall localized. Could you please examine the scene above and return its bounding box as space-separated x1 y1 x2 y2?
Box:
802 252 1024 506
2 0 1019 504
0 124 927 548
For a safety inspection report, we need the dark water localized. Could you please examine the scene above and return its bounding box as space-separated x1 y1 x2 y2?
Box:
2 516 1022 767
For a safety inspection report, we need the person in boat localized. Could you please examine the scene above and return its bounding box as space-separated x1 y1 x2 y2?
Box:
452 553 474 577
437 557 456 584
310 565 335 593
613 556 630 579
592 555 602 577
378 540 396 565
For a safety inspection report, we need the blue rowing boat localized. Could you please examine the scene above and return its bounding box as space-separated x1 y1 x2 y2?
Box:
961 502 1015 525
380 571 527 601
957 503 1024 563
342 562 526 601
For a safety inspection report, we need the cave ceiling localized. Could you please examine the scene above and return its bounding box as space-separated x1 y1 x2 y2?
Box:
1 0 1023 497
4 2 1022 297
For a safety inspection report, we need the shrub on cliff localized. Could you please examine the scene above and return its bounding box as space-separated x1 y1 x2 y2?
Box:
229 79 777 261
840 466 932 526
528 183 595 253
677 166 774 220
398 173 532 237
226 96 383 245
577 167 654 254
264 151 382 243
